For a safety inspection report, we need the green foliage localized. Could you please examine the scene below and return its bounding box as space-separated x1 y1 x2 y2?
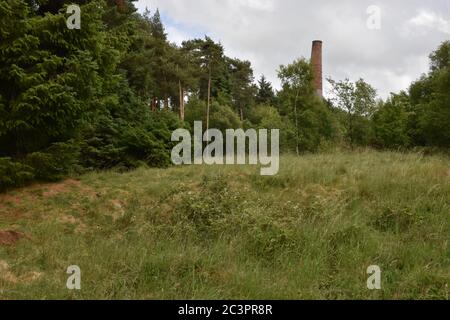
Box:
228 58 256 119
429 40 450 72
278 58 337 153
328 78 377 148
1 0 448 193
246 103 289 151
0 0 184 189
182 37 229 102
209 102 242 131
0 141 79 190
185 97 242 132
123 110 182 167
0 0 115 156
25 141 80 181
407 41 450 148
80 105 182 170
176 175 243 236
417 70 450 148
184 95 206 127
256 75 276 105
149 9 166 41
0 157 34 191
372 93 411 149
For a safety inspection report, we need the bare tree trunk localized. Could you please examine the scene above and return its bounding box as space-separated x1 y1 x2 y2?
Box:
164 96 169 110
179 80 185 121
239 104 244 122
206 67 211 132
156 99 161 110
181 88 185 121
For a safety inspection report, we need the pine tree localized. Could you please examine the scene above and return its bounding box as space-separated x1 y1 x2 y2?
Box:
151 9 167 41
229 58 256 120
256 75 275 105
0 0 117 157
182 37 227 129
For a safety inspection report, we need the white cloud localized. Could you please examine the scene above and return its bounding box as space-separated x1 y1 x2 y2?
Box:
230 0 274 12
165 25 192 45
406 10 450 35
136 0 450 99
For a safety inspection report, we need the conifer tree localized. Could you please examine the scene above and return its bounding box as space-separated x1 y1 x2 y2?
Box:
256 75 275 105
0 0 116 157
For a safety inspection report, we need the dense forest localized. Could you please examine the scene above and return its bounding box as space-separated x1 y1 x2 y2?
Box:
0 0 449 191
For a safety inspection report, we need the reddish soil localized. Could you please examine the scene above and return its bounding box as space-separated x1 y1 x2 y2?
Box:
0 230 29 246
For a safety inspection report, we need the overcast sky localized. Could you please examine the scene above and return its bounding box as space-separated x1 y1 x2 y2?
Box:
135 0 450 99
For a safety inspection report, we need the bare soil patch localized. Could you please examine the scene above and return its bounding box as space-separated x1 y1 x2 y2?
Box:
0 179 97 209
0 230 29 246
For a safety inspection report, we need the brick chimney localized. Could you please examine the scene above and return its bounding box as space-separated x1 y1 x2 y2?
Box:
311 40 323 97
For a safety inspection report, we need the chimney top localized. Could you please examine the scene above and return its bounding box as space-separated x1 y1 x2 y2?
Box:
311 40 323 97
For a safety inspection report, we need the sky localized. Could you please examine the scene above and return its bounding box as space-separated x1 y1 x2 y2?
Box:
135 0 450 99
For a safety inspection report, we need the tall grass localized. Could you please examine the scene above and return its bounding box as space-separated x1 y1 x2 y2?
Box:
0 151 449 299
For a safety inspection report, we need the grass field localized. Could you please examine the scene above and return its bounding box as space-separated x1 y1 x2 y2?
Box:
0 151 449 299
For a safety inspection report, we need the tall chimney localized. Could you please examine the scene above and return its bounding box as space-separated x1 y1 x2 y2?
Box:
311 40 323 97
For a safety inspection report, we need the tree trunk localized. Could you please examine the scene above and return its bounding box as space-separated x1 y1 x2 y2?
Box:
181 89 185 121
152 98 159 112
151 98 157 112
164 96 169 110
179 80 185 121
206 67 212 132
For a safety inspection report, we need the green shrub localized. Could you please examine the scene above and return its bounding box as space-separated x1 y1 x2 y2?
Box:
0 157 34 192
120 125 171 168
185 98 243 132
25 142 80 181
245 216 298 261
176 175 243 235
80 104 182 170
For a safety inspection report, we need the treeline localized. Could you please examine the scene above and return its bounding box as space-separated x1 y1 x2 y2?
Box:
329 41 450 150
0 0 449 191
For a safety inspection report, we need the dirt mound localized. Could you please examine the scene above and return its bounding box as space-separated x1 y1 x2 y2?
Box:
0 179 98 210
0 230 28 246
41 179 81 197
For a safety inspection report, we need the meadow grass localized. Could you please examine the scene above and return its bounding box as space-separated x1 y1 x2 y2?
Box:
0 151 449 299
